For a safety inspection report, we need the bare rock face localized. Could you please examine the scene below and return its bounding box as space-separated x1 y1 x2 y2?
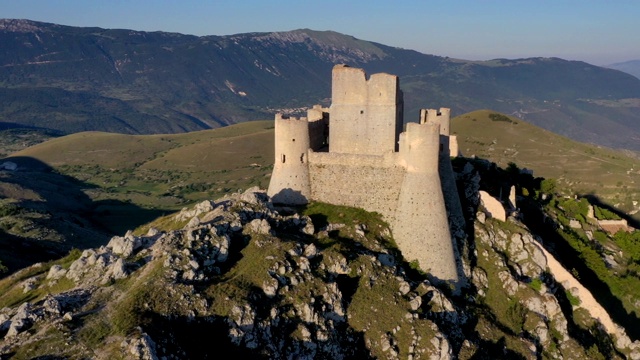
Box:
122 333 159 360
479 190 506 221
246 218 272 235
107 231 142 257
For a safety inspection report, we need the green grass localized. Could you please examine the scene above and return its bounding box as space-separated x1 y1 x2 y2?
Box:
566 290 581 306
0 248 81 308
452 110 640 211
8 120 275 216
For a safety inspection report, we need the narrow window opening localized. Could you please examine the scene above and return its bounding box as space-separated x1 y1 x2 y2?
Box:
300 153 305 163
360 110 364 114
281 154 286 163
292 138 295 142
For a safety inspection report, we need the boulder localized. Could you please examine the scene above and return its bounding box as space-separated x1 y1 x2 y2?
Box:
479 191 506 221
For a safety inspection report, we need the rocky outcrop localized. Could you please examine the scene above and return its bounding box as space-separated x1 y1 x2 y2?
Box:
1 181 636 359
479 190 506 221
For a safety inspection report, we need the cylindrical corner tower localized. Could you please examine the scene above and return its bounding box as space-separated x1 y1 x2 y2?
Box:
394 122 459 283
267 115 311 205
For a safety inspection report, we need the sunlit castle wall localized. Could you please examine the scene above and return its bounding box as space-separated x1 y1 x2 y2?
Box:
329 65 403 155
394 122 459 282
267 114 311 205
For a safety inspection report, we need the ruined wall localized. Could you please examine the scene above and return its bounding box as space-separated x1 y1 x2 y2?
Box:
308 152 405 219
267 114 311 204
329 65 402 155
307 105 329 151
449 135 460 157
479 190 506 221
598 219 630 234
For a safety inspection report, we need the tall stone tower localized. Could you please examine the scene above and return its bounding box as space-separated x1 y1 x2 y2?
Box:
329 65 403 154
394 122 459 281
267 114 312 205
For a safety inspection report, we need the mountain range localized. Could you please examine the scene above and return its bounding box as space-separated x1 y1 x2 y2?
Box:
608 60 640 80
1 19 640 151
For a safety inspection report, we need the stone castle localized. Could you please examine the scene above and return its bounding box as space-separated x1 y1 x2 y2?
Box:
268 65 463 284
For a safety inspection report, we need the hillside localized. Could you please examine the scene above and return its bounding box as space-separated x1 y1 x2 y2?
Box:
452 110 640 218
3 112 640 275
1 19 640 151
2 111 640 356
0 121 274 275
1 168 640 358
608 60 640 80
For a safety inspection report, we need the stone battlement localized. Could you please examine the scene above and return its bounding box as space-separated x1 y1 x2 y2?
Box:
268 65 464 286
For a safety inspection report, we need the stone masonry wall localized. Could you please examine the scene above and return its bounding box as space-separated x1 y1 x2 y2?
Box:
329 65 401 155
308 152 405 219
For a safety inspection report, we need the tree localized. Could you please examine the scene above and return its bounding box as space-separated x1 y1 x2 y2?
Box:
540 178 557 195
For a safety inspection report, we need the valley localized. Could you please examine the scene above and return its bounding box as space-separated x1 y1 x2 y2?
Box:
1 19 640 152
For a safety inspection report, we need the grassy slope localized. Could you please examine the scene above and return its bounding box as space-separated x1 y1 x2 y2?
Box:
452 110 640 215
10 120 275 210
0 121 275 276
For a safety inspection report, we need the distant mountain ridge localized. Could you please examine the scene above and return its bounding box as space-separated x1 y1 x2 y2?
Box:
607 59 640 80
1 19 640 150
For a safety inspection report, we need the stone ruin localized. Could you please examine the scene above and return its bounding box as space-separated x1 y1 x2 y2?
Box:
267 64 464 285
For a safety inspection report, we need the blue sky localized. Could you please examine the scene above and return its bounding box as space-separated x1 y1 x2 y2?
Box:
1 0 638 65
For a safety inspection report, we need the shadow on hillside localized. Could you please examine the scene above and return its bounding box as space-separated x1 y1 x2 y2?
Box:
519 197 640 341
139 287 373 359
0 156 169 277
582 194 640 229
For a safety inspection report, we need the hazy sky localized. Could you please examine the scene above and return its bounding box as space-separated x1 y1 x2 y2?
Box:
1 0 638 65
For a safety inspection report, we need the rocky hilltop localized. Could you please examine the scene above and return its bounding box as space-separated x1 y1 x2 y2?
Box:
1 158 638 359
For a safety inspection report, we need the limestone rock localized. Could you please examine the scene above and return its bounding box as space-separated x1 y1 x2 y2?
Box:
246 218 272 235
46 264 67 280
479 190 506 221
0 161 17 171
107 231 142 257
123 333 159 360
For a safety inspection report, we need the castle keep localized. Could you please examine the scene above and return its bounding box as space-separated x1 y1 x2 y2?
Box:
268 65 462 283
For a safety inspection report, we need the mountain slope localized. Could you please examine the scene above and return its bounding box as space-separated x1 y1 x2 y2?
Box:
452 110 640 216
608 59 640 80
1 19 640 151
1 186 638 359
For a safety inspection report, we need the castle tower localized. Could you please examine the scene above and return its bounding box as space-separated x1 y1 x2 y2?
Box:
423 109 466 276
267 114 312 204
329 65 403 155
394 122 459 283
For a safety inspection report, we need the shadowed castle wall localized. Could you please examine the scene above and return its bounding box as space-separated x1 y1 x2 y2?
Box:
307 105 329 150
422 108 466 231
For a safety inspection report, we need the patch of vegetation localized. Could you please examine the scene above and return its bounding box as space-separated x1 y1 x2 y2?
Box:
565 290 581 306
488 113 515 123
594 205 621 220
0 248 82 308
529 277 543 292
